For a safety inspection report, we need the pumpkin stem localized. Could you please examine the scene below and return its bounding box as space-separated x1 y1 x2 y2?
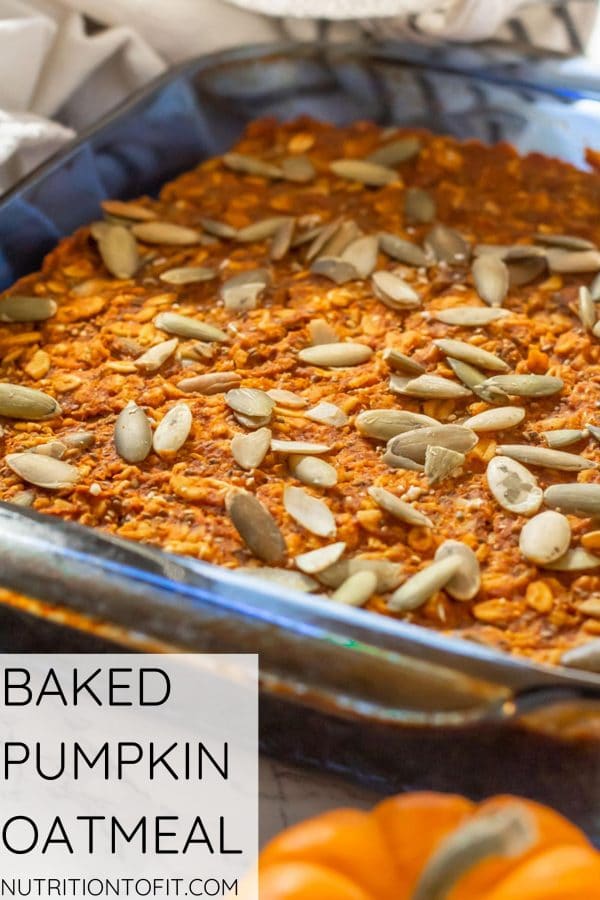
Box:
412 803 537 900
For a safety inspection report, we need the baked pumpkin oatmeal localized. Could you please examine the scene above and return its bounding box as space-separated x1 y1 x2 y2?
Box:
1 117 600 668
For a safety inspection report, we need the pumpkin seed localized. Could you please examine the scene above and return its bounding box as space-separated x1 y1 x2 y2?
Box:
220 268 270 311
372 270 420 309
0 384 60 420
435 338 509 372
199 217 238 239
226 491 286 564
236 217 289 243
330 158 397 187
311 257 359 285
281 155 315 183
62 430 95 450
153 403 192 455
472 255 509 307
97 224 139 278
101 199 156 221
507 256 547 286
464 407 525 432
267 389 307 408
388 556 462 612
284 485 336 537
544 483 600 517
445 357 486 391
308 318 338 345
542 429 585 449
223 153 282 179
298 342 372 367
578 286 597 332
544 547 600 571
114 401 152 463
288 455 337 488
388 425 478 464
31 441 66 459
238 567 317 592
561 640 600 672
433 306 510 326
5 452 80 490
159 266 216 285
134 338 178 372
321 220 362 258
332 570 377 606
341 235 379 278
306 219 343 261
481 374 563 398
231 427 271 470
382 347 425 376
226 388 274 418
382 450 425 472
404 187 436 224
534 232 596 251
379 233 432 268
154 312 227 342
368 485 432 527
497 444 596 472
131 222 203 245
270 218 295 260
486 456 543 516
296 541 346 574
519 510 571 565
547 249 600 273
425 445 465 484
178 371 241 394
393 373 473 400
318 558 403 592
367 136 421 166
425 224 471 266
306 401 348 427
434 541 481 601
272 440 331 455
0 295 57 323
356 409 438 441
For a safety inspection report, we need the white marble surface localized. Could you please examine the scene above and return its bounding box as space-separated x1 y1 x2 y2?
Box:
259 756 380 846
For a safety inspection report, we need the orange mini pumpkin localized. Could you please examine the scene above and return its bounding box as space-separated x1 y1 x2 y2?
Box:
254 792 600 899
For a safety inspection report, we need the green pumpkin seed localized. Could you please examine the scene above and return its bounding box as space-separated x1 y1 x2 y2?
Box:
425 445 465 484
288 455 337 488
446 359 509 404
270 218 295 260
332 570 377 606
434 541 481 601
231 427 271 470
404 187 436 224
435 338 509 372
153 403 192 455
330 159 398 187
311 257 359 285
226 388 274 418
0 295 57 323
486 456 542 516
472 255 509 307
305 219 343 261
226 491 286 564
134 338 178 373
519 510 571 565
284 485 336 538
296 542 346 575
382 450 425 472
223 153 282 179
379 233 432 268
481 374 563 398
114 401 152 463
199 217 238 239
5 452 80 490
321 220 362 258
388 556 462 612
154 312 227 342
425 224 470 266
236 217 290 243
159 266 216 285
388 425 478 464
367 136 421 166
380 347 424 377
372 270 420 309
497 444 596 472
298 342 373 367
433 306 510 327
356 409 438 441
544 483 600 517
97 224 139 278
368 485 432 527
0 384 60 420
131 222 203 245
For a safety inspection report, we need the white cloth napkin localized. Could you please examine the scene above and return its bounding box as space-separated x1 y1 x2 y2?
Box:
0 0 598 193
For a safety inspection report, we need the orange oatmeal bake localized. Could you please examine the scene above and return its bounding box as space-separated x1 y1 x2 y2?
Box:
1 117 600 667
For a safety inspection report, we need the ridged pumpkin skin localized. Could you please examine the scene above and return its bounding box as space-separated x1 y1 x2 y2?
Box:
255 792 600 899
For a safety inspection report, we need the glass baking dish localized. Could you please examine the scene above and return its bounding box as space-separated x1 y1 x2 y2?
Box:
1 41 600 835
